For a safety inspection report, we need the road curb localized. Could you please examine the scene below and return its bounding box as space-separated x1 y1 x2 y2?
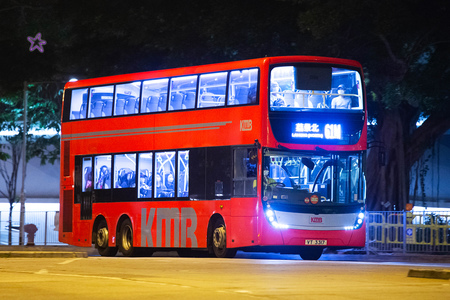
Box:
407 269 450 280
0 251 88 258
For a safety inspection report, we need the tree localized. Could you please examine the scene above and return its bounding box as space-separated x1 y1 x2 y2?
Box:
0 135 21 245
291 0 450 210
0 83 61 244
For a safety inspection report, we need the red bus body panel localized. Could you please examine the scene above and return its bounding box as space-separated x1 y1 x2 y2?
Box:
60 56 367 252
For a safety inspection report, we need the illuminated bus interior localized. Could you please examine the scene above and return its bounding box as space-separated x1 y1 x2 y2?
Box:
67 68 258 120
75 146 257 204
270 65 363 111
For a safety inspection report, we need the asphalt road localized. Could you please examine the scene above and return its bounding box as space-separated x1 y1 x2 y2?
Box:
1 254 449 299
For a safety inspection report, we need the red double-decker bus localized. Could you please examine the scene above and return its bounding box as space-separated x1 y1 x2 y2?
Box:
60 56 367 259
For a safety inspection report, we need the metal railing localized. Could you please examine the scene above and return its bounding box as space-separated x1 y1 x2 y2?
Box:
1 209 449 253
0 210 64 246
366 211 450 254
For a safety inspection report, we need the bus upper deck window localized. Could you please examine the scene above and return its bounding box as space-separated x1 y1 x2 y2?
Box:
142 78 169 113
88 86 114 118
169 76 198 111
198 72 227 108
227 68 258 106
69 88 88 120
115 82 141 116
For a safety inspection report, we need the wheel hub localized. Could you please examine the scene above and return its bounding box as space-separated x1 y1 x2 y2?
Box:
213 226 226 248
97 227 109 248
121 225 132 251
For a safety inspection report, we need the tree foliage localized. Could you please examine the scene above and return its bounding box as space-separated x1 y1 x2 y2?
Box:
0 83 61 244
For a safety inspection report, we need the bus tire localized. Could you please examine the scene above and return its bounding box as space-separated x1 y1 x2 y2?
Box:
211 219 237 258
95 220 118 257
299 247 323 260
118 219 136 257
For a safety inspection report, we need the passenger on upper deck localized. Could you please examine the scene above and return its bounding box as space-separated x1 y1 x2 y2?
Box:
270 82 285 107
331 84 352 109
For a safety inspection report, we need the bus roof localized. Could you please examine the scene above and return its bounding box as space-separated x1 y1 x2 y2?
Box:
64 56 362 90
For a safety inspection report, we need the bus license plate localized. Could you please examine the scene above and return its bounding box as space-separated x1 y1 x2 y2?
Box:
305 240 327 246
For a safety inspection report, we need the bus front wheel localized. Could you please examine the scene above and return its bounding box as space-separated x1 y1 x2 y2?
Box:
95 220 118 257
211 219 237 258
299 247 323 260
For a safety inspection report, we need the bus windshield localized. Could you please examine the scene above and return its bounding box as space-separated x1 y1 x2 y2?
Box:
263 151 365 205
270 65 363 111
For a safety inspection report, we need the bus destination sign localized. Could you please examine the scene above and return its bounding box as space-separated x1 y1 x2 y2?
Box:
291 122 342 140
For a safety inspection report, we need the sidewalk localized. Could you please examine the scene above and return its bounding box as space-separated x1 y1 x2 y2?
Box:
0 245 93 258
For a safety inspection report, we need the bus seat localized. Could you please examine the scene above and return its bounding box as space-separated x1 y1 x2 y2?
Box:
236 86 249 105
115 98 125 115
124 97 136 114
270 164 292 187
135 97 140 112
140 169 151 185
351 96 358 108
158 93 167 111
170 93 183 110
308 94 324 108
78 103 87 119
199 92 214 108
283 90 295 107
84 167 92 191
117 168 135 188
248 84 257 104
141 97 148 113
77 93 88 119
147 96 159 112
182 92 195 109
104 100 113 117
91 101 104 118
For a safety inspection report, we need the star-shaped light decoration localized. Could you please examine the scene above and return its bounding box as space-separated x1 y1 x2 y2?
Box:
27 33 47 53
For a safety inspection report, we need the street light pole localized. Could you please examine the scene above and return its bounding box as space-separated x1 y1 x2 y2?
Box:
19 81 28 246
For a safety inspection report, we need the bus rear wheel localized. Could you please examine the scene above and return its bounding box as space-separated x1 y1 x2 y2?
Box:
95 220 118 257
211 219 236 258
299 247 323 260
118 219 136 257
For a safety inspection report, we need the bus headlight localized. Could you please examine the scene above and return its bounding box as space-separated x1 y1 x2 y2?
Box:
265 208 289 229
353 211 365 229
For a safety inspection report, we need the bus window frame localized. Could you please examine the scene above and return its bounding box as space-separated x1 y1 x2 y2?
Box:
62 67 260 123
268 63 365 113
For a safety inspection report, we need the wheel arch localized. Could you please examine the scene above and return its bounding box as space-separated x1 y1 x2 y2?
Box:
116 214 132 239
